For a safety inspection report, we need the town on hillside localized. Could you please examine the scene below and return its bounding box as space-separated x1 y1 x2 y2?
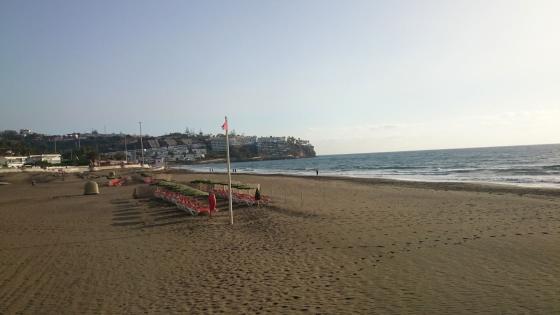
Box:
0 128 316 168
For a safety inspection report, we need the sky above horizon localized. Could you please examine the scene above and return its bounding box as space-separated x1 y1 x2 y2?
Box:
1 0 559 155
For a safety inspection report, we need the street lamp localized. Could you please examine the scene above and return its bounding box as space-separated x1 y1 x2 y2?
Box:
139 122 144 165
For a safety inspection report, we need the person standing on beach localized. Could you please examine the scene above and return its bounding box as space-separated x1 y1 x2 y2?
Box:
254 187 261 207
316 169 319 176
208 191 217 217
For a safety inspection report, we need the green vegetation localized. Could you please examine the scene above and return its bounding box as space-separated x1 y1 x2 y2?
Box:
0 130 45 155
157 180 209 197
34 160 52 169
113 152 126 160
190 179 253 190
61 147 99 166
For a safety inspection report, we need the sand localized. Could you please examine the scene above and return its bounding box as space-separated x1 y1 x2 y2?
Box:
0 170 559 314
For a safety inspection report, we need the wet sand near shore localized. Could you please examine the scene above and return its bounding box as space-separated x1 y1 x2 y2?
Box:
1 171 559 314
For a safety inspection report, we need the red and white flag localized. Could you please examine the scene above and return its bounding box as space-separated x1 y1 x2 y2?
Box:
221 117 228 132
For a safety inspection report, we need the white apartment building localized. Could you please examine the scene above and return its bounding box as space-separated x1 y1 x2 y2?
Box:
211 135 258 152
0 156 27 168
210 137 227 152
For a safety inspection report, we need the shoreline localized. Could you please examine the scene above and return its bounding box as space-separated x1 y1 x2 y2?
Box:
164 168 560 197
167 155 316 166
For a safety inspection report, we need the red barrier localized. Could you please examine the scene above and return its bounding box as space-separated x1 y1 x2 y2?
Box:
154 187 211 216
107 178 125 187
212 188 270 206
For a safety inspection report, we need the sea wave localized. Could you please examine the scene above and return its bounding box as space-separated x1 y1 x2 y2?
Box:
175 144 560 188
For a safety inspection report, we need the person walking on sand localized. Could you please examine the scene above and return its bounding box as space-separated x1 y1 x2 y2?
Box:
208 190 217 217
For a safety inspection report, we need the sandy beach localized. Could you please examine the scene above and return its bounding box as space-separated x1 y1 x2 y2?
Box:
1 170 559 314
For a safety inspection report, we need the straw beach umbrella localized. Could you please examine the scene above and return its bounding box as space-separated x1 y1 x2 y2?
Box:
84 181 100 195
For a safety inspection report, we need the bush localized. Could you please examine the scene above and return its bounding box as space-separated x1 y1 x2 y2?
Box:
157 181 208 197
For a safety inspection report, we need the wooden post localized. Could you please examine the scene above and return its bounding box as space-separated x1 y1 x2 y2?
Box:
224 116 233 225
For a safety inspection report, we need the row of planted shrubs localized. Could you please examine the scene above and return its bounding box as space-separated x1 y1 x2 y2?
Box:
156 180 208 197
190 179 253 190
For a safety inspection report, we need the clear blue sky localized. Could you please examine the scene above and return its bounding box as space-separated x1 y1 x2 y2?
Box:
1 0 559 154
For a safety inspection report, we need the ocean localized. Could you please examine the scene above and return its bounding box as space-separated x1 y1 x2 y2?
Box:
175 143 560 188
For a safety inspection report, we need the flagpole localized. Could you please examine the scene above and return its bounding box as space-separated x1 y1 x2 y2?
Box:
225 116 234 225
